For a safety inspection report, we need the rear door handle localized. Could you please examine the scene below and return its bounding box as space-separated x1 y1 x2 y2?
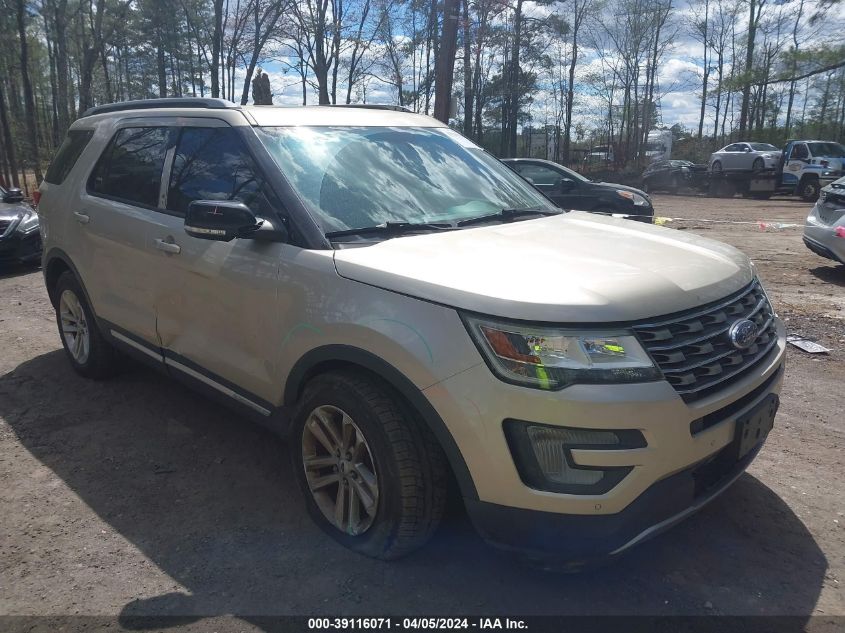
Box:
73 212 90 224
154 238 181 255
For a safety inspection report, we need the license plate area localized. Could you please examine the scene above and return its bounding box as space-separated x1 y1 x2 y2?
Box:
732 394 779 460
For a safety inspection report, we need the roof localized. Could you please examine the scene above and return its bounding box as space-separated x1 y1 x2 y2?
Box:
77 98 445 128
243 105 444 127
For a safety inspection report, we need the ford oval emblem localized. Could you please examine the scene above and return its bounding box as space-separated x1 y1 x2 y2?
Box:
729 319 758 350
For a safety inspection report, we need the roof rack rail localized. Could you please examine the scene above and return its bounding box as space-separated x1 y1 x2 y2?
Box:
322 103 411 113
80 98 238 118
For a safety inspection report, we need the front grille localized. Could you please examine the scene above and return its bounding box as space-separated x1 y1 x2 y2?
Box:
633 280 778 402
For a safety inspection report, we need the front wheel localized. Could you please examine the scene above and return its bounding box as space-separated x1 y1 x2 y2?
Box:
752 157 765 172
291 371 448 559
799 178 820 202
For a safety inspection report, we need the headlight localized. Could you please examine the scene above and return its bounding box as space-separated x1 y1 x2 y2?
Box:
822 170 835 177
616 190 649 206
462 314 661 390
16 210 40 234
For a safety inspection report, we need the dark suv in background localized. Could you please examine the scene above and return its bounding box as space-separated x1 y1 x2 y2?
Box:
503 158 654 223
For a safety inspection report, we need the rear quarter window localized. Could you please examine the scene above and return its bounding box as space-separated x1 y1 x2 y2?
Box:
44 130 94 185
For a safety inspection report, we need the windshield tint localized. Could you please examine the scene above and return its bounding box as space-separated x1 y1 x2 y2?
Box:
808 142 845 158
749 143 779 151
256 126 553 231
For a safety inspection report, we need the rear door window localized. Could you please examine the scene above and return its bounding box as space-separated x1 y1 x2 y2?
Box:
44 129 94 184
516 164 566 188
166 127 271 217
89 127 171 207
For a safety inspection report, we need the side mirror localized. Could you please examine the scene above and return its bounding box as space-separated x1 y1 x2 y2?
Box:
558 179 575 192
744 147 752 153
3 188 24 203
185 200 262 242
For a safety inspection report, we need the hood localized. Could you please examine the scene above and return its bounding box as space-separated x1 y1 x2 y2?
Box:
333 212 754 323
0 202 31 224
594 181 647 198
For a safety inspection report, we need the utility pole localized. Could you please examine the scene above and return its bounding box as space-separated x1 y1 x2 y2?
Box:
434 0 460 123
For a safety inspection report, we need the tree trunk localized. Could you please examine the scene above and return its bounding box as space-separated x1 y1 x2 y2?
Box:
211 0 224 98
461 0 472 136
16 0 43 183
433 0 459 123
506 0 524 157
0 80 20 188
696 0 709 139
738 0 757 135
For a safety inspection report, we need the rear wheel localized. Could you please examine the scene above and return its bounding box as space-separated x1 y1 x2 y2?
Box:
54 271 119 379
712 160 723 172
291 371 448 559
799 178 820 202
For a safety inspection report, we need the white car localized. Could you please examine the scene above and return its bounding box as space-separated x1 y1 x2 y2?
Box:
710 142 781 172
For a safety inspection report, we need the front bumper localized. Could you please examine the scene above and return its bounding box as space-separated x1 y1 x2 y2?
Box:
424 319 785 560
467 439 766 564
0 229 42 263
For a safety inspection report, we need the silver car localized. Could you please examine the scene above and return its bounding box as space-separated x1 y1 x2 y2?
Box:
710 142 781 172
804 175 845 265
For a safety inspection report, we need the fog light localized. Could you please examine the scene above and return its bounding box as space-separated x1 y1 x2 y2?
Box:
504 421 645 495
527 427 619 486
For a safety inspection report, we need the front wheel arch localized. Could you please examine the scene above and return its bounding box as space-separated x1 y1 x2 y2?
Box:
283 345 479 501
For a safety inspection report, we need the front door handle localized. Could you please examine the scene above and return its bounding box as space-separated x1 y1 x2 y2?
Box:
73 212 90 224
154 238 181 255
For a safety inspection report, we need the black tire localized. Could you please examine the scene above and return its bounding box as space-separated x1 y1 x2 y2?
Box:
799 178 820 202
752 157 764 172
291 371 448 560
54 271 119 379
712 160 722 172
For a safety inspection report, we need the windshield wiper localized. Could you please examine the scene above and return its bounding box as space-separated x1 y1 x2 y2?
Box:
456 206 559 227
325 220 455 239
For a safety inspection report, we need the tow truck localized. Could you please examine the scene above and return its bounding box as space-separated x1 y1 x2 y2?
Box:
708 139 844 201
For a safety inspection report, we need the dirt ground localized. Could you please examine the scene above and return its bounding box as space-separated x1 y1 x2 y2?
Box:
0 194 843 628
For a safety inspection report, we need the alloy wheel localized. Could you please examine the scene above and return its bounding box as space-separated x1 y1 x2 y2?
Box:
302 405 380 536
59 289 90 364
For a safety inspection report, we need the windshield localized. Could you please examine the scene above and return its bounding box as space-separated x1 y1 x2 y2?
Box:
808 142 845 158
749 143 779 151
256 126 553 232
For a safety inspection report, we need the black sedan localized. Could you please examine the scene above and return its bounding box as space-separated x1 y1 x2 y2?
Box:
641 160 708 194
502 158 654 223
0 185 41 265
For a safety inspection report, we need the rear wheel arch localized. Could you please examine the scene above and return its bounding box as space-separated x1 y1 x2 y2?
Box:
44 250 86 308
283 345 479 501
